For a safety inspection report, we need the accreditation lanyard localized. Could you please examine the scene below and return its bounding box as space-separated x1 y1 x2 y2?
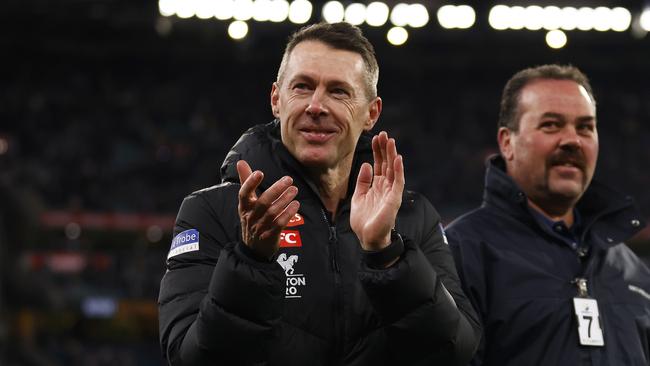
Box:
572 278 605 347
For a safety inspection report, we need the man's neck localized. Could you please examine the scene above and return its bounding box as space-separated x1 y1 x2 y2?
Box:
527 198 575 226
308 157 354 218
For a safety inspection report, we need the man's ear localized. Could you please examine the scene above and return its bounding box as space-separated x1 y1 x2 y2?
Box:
270 82 280 118
363 97 382 131
497 127 515 160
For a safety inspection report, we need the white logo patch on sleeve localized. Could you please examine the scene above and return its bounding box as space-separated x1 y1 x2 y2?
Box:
167 229 200 259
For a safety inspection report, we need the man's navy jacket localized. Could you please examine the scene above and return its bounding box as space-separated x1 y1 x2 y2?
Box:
447 155 650 365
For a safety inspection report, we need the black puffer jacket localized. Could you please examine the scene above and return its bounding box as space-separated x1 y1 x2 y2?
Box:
158 121 481 365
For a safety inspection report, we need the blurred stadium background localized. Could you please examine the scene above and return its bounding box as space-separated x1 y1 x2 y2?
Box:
2 0 650 364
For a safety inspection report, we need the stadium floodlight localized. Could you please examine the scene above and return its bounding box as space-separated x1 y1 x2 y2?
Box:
269 0 290 22
322 1 344 23
288 0 312 24
438 5 475 29
509 6 525 30
593 7 611 32
387 26 408 46
542 6 562 30
253 0 273 21
560 7 578 30
523 6 544 31
576 7 594 31
611 7 632 32
215 0 235 20
641 8 650 31
488 5 510 30
345 3 366 26
408 3 429 28
176 0 197 18
437 5 455 29
366 2 389 27
159 0 176 17
196 0 215 19
455 5 475 29
390 3 410 27
233 0 254 21
546 29 567 49
228 20 249 39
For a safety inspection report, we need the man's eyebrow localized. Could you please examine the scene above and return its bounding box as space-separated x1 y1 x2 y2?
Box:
288 74 356 93
327 80 354 90
539 112 595 123
576 116 596 124
540 112 564 120
288 73 316 85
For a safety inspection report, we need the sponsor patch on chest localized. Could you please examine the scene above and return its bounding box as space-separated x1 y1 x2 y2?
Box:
280 230 302 247
276 253 307 298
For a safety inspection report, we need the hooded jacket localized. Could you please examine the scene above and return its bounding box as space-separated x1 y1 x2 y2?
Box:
447 155 650 366
158 121 481 365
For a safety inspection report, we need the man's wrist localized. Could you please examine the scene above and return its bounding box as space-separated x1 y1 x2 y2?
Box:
362 230 404 269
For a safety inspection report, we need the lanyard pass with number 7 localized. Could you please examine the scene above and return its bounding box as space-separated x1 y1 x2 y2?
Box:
572 278 605 347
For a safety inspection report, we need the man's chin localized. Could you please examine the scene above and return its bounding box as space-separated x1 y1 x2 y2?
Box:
547 181 585 201
295 152 333 169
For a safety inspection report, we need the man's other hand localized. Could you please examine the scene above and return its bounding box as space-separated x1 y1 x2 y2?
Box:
350 131 404 252
237 160 300 260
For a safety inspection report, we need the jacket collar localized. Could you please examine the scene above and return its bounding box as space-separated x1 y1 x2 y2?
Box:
483 154 646 245
219 120 373 206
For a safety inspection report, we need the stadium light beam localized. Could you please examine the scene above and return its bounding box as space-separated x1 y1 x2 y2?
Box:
233 0 254 21
456 5 475 29
228 20 249 39
560 7 578 30
215 0 235 20
269 0 289 22
345 3 366 26
159 0 176 17
408 3 429 28
546 29 567 49
523 6 544 31
488 5 509 30
196 0 215 19
611 7 632 32
642 9 650 31
390 3 410 27
542 6 562 30
509 6 525 30
437 5 475 29
322 1 344 23
176 0 196 18
387 26 408 46
288 0 312 24
593 7 611 32
253 0 272 21
366 2 389 27
576 7 594 31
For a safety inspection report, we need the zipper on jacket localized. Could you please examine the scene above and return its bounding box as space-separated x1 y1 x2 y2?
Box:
329 226 341 273
321 209 341 273
321 208 344 365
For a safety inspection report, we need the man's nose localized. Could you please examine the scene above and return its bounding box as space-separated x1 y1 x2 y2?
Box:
305 88 328 117
559 126 582 150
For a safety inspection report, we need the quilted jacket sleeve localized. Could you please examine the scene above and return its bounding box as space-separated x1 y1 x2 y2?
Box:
158 186 286 365
358 193 482 365
445 221 488 366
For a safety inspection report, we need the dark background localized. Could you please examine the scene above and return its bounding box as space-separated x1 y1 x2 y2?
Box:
1 0 649 364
